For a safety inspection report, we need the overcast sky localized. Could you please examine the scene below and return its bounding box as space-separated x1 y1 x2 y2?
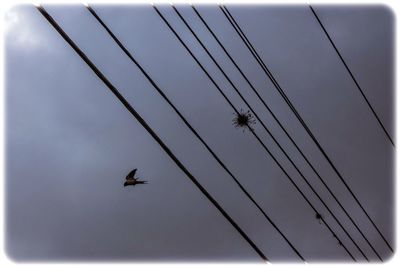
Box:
5 3 394 262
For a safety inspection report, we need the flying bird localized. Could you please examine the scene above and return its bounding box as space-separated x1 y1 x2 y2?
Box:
124 169 147 187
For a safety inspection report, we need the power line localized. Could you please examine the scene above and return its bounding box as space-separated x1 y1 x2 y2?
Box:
220 4 393 254
192 5 383 261
154 5 355 261
309 5 394 147
36 5 268 261
85 5 304 261
172 5 371 261
222 4 393 254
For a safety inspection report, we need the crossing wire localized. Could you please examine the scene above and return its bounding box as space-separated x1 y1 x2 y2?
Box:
172 5 371 261
191 5 382 261
36 5 268 261
86 5 305 261
220 4 393 254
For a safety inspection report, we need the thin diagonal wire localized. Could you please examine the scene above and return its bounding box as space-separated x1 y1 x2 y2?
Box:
153 5 355 261
36 5 268 261
221 4 393 254
309 5 394 147
191 5 382 261
173 5 369 261
86 5 304 261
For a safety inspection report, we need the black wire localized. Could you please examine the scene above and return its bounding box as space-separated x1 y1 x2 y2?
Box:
221 4 393 255
173 5 370 261
192 5 383 261
86 5 304 261
309 5 394 147
153 5 355 261
36 5 268 262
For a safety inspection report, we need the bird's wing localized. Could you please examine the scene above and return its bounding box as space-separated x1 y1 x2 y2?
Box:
126 169 137 180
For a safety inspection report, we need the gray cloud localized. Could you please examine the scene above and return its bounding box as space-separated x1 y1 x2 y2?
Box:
5 4 394 262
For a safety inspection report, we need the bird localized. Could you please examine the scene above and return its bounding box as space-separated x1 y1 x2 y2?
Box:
124 169 147 187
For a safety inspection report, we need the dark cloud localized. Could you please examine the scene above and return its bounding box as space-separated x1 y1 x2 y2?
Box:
5 4 394 262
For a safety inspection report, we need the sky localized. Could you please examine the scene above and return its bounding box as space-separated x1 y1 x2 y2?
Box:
4 3 394 262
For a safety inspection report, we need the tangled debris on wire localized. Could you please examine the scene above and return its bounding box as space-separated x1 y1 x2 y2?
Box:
232 109 256 132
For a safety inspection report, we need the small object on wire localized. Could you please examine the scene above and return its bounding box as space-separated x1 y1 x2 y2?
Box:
315 212 323 224
333 234 343 246
232 109 256 132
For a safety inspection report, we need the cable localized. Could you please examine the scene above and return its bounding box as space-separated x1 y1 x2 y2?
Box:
173 5 371 261
222 4 393 254
192 5 383 261
309 5 394 147
221 4 393 254
154 5 355 261
86 5 304 261
36 5 268 261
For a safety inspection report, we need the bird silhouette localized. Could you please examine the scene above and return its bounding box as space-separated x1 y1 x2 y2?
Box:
124 169 147 187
